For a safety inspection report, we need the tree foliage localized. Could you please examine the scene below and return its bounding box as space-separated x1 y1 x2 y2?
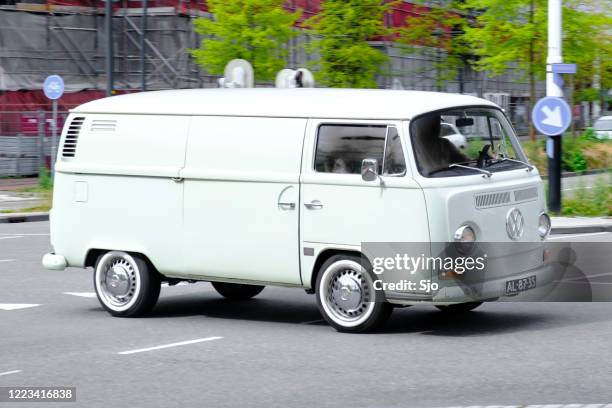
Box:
460 0 611 136
189 0 301 81
396 1 468 90
305 0 395 88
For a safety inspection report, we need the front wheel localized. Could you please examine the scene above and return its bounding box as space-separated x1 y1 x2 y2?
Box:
211 282 265 300
315 255 392 333
435 302 483 313
94 251 160 317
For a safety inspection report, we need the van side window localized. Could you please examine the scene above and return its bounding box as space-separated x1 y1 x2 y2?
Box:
383 127 406 176
314 124 386 174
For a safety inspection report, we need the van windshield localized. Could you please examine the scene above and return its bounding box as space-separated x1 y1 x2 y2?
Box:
410 107 528 177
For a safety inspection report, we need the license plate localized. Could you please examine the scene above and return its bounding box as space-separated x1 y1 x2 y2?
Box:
505 275 536 296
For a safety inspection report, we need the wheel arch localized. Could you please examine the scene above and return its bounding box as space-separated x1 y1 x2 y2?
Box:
85 248 163 279
309 248 371 292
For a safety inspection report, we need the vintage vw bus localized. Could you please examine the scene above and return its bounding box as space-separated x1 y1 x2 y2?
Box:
42 89 553 332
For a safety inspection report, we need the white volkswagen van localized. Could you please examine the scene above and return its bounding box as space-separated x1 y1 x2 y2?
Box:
43 89 553 332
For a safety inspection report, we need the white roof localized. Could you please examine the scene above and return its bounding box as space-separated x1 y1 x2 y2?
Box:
72 88 498 119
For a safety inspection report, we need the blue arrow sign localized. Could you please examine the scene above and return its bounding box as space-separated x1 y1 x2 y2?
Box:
43 75 64 100
532 96 572 136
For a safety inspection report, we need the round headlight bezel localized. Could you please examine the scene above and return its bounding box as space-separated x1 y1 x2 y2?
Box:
538 212 551 239
453 225 476 255
454 225 476 242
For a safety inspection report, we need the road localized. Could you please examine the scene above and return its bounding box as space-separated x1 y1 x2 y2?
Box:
1 221 611 408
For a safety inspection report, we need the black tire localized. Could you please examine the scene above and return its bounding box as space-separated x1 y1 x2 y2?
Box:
435 302 483 313
93 251 161 317
315 254 392 333
212 282 265 300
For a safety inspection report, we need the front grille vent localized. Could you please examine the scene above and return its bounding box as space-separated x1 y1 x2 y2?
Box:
474 191 512 209
514 187 538 202
90 119 117 132
62 116 85 158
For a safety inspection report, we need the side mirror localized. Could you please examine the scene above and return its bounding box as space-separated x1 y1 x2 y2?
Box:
361 158 379 182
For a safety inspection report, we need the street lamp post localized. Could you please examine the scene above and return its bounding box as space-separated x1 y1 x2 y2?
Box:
546 0 563 213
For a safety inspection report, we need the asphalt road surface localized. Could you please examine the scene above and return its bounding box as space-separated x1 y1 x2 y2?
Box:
1 221 611 408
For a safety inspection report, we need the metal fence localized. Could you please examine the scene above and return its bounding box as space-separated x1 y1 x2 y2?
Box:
0 111 68 177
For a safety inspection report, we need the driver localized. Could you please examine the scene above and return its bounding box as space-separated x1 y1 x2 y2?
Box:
413 114 470 176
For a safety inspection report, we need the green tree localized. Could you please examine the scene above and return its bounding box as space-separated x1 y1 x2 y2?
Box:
306 0 395 88
461 0 610 139
189 0 301 81
397 1 469 92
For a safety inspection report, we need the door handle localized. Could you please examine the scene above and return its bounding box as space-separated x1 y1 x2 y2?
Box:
171 177 184 183
278 202 296 210
304 200 323 210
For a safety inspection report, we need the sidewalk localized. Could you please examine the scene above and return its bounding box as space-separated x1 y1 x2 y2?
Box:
550 216 612 234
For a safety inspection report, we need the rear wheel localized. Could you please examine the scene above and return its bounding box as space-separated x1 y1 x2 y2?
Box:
435 302 483 313
315 254 392 333
93 251 160 317
211 282 265 300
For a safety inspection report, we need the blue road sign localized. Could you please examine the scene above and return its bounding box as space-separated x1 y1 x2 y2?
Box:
43 75 64 100
550 63 577 74
532 96 571 136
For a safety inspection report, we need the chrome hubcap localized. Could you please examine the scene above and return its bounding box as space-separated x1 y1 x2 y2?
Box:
332 273 363 311
100 257 137 307
325 267 371 321
105 264 131 297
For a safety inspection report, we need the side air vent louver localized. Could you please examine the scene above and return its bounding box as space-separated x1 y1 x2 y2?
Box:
90 119 117 132
62 116 85 158
514 187 538 202
474 191 512 209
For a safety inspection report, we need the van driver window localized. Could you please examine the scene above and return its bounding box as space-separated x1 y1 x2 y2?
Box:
410 108 527 177
315 124 404 175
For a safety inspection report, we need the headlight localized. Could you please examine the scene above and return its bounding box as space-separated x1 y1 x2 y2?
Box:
454 225 476 242
453 225 476 255
538 213 551 239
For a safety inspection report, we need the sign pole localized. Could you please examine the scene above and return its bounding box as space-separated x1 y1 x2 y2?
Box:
51 99 58 177
43 75 64 180
546 0 563 213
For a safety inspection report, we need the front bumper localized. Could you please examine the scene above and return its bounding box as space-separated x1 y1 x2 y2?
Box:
42 253 67 271
386 262 556 305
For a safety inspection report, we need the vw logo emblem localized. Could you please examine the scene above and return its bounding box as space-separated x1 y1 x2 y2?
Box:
506 207 524 241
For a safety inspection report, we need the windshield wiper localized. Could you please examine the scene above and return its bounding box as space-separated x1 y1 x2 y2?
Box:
448 163 492 178
488 157 535 172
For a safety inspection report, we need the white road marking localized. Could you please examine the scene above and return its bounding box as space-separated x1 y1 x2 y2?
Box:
548 232 610 240
63 292 97 298
0 259 16 263
0 236 23 240
118 336 223 355
161 282 190 288
0 304 40 311
0 370 22 377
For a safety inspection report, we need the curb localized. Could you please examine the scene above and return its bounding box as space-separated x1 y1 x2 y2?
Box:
0 212 49 223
